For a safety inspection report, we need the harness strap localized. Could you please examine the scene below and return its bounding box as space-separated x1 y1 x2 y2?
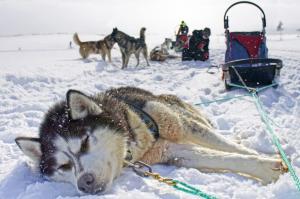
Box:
122 100 159 139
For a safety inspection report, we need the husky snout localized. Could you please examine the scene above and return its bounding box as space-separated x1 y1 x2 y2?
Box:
78 173 107 194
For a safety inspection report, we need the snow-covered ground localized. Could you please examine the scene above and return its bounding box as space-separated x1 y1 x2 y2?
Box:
0 32 300 199
1 0 300 198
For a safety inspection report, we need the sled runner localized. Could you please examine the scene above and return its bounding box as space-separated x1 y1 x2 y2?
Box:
222 1 283 89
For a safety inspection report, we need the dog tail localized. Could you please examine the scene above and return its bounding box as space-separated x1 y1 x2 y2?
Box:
73 33 82 46
140 27 146 42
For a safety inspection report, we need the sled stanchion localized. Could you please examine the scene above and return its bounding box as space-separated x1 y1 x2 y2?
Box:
125 161 218 199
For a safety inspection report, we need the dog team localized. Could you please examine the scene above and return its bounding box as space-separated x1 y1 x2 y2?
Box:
73 21 211 68
73 27 149 69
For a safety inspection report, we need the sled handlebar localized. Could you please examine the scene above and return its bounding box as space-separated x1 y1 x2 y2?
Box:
224 1 266 30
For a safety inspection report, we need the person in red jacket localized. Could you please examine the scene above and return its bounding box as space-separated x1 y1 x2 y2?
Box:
190 27 211 61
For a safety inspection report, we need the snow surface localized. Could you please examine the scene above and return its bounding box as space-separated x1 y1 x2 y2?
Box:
0 32 299 199
1 1 300 198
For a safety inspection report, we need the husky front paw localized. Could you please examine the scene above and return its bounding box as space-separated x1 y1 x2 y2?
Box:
272 159 288 173
259 159 288 185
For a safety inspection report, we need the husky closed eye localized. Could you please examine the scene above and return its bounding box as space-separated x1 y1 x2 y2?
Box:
80 136 89 154
57 162 72 171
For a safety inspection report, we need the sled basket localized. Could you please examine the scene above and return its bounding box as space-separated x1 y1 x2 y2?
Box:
222 58 283 87
222 1 283 89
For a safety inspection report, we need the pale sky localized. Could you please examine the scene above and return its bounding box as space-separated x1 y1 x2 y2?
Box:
0 0 299 36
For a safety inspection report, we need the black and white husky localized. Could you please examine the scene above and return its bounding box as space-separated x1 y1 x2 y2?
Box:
15 87 287 195
111 27 150 69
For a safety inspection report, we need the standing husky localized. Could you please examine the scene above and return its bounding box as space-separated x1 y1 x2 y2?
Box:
73 33 115 61
111 28 150 69
15 87 287 195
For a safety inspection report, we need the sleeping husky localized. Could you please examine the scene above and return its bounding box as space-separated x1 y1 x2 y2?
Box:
15 87 287 195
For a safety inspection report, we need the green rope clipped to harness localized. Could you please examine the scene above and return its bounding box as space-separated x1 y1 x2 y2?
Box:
125 160 218 199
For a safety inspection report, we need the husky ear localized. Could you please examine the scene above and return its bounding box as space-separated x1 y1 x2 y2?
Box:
15 137 42 163
67 90 102 120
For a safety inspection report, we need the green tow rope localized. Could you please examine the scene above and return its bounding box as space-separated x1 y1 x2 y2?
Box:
173 180 217 199
195 81 300 194
251 91 300 192
194 93 251 106
126 160 218 199
227 82 300 193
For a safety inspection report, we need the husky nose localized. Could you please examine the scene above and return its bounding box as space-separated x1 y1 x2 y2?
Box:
78 173 96 194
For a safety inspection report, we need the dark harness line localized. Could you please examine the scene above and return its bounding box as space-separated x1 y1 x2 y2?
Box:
123 101 159 140
119 99 159 162
116 97 159 138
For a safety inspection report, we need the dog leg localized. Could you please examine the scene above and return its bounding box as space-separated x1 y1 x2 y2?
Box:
182 119 259 155
79 48 88 59
143 46 150 66
164 142 287 185
135 53 140 67
101 51 106 62
121 52 126 69
108 49 112 62
124 54 130 68
143 101 258 155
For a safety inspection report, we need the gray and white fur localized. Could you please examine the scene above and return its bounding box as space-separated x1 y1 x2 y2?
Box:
111 28 150 69
15 87 287 195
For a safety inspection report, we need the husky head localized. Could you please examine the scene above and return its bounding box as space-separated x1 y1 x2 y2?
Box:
111 27 119 41
15 90 127 195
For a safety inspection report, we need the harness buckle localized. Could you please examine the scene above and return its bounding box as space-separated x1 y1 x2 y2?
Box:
131 161 153 177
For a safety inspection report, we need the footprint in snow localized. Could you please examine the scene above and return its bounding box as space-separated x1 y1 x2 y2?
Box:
216 118 231 130
203 88 211 95
153 75 163 81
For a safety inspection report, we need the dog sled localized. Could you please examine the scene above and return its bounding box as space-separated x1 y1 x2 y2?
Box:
222 1 283 90
171 34 189 52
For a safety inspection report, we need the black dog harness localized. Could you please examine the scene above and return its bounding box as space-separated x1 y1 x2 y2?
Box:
124 101 159 139
120 100 159 162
